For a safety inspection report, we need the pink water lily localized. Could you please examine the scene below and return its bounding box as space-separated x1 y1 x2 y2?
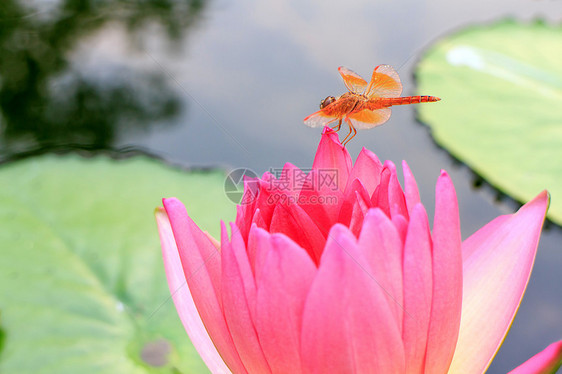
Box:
156 128 560 373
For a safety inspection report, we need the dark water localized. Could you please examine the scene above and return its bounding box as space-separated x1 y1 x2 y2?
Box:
1 0 560 372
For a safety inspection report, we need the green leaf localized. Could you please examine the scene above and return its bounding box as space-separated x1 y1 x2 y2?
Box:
0 154 236 373
416 20 562 225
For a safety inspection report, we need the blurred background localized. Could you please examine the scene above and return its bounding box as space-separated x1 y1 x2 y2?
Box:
0 0 560 372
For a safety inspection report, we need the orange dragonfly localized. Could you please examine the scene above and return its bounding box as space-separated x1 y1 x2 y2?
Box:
304 65 440 146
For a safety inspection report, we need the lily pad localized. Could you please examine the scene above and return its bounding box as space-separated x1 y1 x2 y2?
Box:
416 20 562 225
0 154 235 373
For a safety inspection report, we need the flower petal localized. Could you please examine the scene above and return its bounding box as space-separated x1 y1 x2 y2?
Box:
312 127 353 191
277 162 308 200
358 208 404 327
402 160 421 215
298 168 343 235
269 202 326 263
338 178 371 227
251 174 279 226
156 208 232 374
448 191 550 374
348 147 383 196
255 231 317 374
236 173 279 241
221 223 271 374
385 160 408 220
372 167 391 217
508 340 562 374
162 198 247 373
425 171 463 373
392 214 409 245
301 224 405 373
402 204 433 374
235 175 262 243
348 190 371 238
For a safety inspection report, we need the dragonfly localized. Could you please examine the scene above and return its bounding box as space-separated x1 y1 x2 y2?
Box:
303 65 441 146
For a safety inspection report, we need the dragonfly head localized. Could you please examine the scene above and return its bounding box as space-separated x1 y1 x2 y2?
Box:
320 96 336 109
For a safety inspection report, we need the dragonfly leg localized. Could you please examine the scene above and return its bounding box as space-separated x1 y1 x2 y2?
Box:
331 119 342 132
341 117 357 147
341 118 355 146
343 125 357 146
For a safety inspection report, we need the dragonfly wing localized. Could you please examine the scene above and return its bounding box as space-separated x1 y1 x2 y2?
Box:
338 66 368 94
304 110 340 128
347 108 391 130
365 65 402 98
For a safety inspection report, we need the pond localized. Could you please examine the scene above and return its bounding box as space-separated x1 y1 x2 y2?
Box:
1 0 560 373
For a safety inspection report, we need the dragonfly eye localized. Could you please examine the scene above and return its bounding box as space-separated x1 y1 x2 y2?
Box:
320 96 336 109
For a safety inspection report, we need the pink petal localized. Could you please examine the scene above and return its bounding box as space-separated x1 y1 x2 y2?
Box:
337 178 371 227
235 204 252 245
248 224 273 288
348 190 371 238
163 198 247 373
251 174 278 228
156 208 232 374
391 214 409 245
401 204 433 374
508 340 562 374
251 208 267 230
385 160 408 220
255 231 317 374
297 168 343 235
402 160 421 215
425 171 463 373
448 191 550 374
348 147 383 196
235 175 262 243
245 210 267 273
358 208 404 327
269 202 326 263
277 162 307 200
372 167 391 217
301 224 405 373
227 222 258 321
312 127 352 191
221 222 271 373
236 173 278 240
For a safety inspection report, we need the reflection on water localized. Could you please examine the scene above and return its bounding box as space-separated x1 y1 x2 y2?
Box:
0 0 205 158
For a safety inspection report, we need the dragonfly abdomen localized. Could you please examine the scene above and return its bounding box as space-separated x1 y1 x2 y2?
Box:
383 96 441 106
